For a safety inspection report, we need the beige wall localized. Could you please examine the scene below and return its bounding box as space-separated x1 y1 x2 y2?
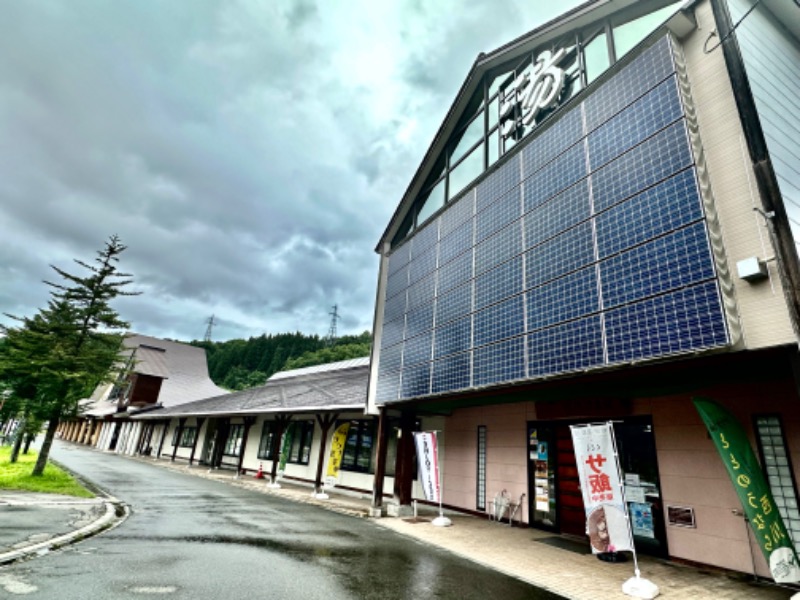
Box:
444 402 536 522
439 368 800 577
679 0 795 349
649 376 800 576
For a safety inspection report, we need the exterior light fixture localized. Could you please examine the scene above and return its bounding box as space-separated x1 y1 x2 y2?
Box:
736 257 769 282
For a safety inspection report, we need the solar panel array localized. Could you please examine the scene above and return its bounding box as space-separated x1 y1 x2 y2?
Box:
376 36 729 403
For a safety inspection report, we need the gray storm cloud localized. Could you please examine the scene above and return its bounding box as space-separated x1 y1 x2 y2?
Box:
0 0 579 341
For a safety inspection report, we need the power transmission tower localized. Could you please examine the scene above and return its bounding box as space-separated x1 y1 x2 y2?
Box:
326 305 339 347
204 315 216 342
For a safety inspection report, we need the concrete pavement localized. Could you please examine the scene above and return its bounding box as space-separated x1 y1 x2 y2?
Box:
3 445 798 599
0 490 127 565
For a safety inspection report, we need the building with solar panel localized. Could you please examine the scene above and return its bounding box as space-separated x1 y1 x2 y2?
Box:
366 0 800 577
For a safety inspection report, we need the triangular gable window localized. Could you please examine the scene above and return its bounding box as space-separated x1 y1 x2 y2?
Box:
391 0 683 249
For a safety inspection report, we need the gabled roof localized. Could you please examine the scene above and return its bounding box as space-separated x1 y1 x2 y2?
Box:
81 333 226 417
123 334 226 407
376 0 691 251
133 345 170 379
133 357 370 420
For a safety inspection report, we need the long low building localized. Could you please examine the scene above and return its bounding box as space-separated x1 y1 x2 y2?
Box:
132 357 443 504
60 334 226 452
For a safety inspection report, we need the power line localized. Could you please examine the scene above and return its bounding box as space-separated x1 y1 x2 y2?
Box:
704 0 763 54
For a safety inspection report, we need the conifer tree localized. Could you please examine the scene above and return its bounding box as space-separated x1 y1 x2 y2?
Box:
0 235 137 475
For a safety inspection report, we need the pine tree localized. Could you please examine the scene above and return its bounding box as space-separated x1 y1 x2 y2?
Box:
0 235 137 475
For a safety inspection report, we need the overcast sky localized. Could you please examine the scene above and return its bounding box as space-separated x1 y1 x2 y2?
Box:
0 0 582 342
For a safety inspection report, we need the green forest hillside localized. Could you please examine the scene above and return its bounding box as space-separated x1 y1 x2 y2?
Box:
190 331 371 391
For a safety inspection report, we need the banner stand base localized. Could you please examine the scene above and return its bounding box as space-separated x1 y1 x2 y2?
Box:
622 576 659 599
432 516 452 527
312 492 329 500
267 482 281 489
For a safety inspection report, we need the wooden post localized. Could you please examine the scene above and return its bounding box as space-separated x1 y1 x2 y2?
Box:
156 421 168 458
135 423 147 454
371 408 389 511
236 417 257 475
393 410 415 506
188 417 206 465
268 415 292 482
314 413 338 494
211 419 231 468
171 418 187 462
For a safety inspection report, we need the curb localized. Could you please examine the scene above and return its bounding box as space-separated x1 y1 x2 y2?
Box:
0 457 130 566
0 499 128 566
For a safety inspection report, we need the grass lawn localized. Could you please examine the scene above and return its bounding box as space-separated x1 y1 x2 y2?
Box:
0 446 94 497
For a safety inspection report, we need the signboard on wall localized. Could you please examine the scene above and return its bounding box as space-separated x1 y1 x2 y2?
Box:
500 47 568 140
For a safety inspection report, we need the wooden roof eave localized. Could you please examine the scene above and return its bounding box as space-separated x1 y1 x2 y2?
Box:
131 403 366 420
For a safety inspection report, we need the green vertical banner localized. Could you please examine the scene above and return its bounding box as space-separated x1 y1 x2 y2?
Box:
694 398 800 582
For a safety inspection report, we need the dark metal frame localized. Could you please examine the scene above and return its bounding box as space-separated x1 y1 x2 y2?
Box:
476 425 487 511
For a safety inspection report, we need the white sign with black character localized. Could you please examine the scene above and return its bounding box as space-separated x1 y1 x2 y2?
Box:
413 431 452 527
500 47 568 139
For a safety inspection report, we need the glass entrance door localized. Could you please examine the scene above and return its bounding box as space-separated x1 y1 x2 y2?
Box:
528 416 667 556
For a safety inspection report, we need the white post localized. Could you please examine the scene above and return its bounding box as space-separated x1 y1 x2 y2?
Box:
430 431 451 527
610 422 659 599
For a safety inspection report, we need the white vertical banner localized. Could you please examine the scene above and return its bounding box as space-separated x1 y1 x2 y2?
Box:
570 423 634 554
413 431 441 503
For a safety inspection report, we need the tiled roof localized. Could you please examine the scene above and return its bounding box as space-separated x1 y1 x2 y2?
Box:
134 359 369 419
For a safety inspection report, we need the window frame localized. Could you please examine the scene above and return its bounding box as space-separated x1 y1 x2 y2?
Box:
477 425 487 511
340 419 377 474
223 424 245 457
171 425 197 448
286 420 315 466
257 421 276 460
753 413 800 550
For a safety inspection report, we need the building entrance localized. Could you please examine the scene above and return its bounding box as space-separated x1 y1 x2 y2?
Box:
528 416 667 556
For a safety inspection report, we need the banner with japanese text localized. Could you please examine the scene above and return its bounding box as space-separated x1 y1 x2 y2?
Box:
326 422 351 480
413 432 440 503
570 423 634 554
694 398 800 582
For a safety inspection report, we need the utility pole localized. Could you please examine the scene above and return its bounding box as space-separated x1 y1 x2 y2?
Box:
204 315 216 342
326 305 339 347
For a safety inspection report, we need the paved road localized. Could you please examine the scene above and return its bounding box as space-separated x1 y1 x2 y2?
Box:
1 443 563 599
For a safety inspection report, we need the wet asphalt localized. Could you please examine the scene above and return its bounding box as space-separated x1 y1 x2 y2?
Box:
0 442 563 599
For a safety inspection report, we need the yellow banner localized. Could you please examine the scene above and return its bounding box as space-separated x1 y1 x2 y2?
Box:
326 422 350 479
